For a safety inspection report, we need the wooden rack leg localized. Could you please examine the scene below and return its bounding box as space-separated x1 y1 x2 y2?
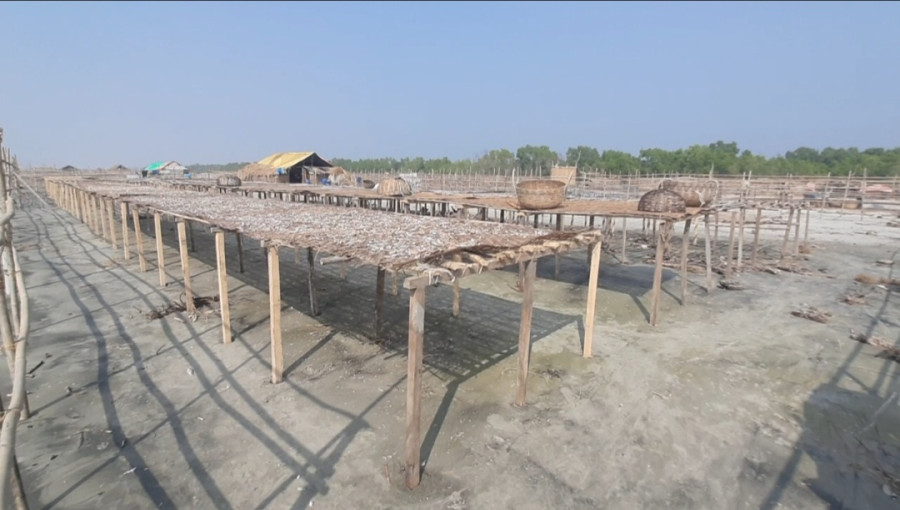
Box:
307 247 319 316
451 255 461 317
583 243 602 358
621 218 628 263
404 281 426 489
107 200 118 249
680 219 692 305
236 232 245 273
779 206 795 263
268 245 283 383
120 202 131 260
132 207 148 272
751 207 762 266
177 221 194 315
516 258 537 405
215 230 232 344
736 208 745 272
803 208 811 248
375 268 385 335
650 222 670 326
704 215 713 293
154 212 166 287
98 196 108 239
793 207 802 254
726 211 736 276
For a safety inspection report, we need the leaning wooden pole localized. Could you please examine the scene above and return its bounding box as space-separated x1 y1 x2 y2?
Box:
120 202 130 260
404 280 426 489
516 258 537 405
268 245 283 383
650 222 670 326
106 200 118 250
214 230 232 344
176 221 194 315
680 218 692 304
779 206 795 263
154 212 166 287
583 243 602 358
131 206 148 272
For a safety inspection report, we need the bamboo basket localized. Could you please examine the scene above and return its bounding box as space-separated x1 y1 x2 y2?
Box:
377 177 412 197
515 179 567 210
361 179 376 189
638 189 686 213
216 175 242 187
658 179 718 207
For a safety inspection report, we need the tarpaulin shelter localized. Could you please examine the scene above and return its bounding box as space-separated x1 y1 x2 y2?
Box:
238 152 333 184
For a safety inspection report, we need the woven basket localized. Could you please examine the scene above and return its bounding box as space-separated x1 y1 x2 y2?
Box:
361 179 376 189
515 179 567 210
216 175 242 187
378 177 412 197
658 179 718 207
638 189 686 213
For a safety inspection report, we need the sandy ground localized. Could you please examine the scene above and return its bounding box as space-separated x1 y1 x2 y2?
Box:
6 192 900 510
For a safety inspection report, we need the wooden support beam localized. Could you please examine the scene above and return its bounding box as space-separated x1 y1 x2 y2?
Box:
375 267 385 336
726 211 737 276
452 254 462 317
704 214 713 293
779 206 795 263
516 258 537 405
751 207 762 266
120 202 130 260
154 212 166 287
107 200 118 249
583 243 602 358
236 232 244 273
736 208 746 271
405 281 426 489
793 207 802 254
132 207 148 272
215 230 232 344
803 208 811 248
177 220 195 315
650 222 670 326
99 196 109 242
268 245 283 383
680 219 692 305
307 247 319 316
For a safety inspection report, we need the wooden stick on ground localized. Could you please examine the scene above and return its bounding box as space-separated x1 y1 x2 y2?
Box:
132 206 147 272
404 279 426 489
154 212 166 287
583 243 602 358
176 220 194 315
680 218 692 304
307 247 319 316
268 245 283 383
516 258 537 405
214 229 232 344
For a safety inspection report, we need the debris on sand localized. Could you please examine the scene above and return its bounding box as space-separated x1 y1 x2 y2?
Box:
842 293 868 305
791 306 831 323
144 295 220 320
850 332 900 363
876 259 895 266
855 273 900 286
718 280 744 291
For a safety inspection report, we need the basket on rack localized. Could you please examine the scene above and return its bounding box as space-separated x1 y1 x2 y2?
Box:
638 189 687 213
377 177 412 197
216 175 242 187
658 179 718 207
515 179 567 210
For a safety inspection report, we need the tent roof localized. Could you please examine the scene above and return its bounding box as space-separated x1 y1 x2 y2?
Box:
145 161 187 172
257 152 332 169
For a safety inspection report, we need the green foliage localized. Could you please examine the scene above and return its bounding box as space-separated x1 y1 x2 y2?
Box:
185 162 249 174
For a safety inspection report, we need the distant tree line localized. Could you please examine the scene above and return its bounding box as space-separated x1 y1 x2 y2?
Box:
185 162 248 173
330 142 900 177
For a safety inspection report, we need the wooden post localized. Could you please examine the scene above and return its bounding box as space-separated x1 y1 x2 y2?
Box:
751 207 762 266
803 208 811 248
177 220 194 315
375 267 385 335
120 202 130 259
620 218 628 263
132 207 148 272
236 232 245 273
726 211 736 275
583 242 602 358
779 206 795 262
736 208 746 271
704 214 713 293
404 281 426 489
213 230 232 344
452 256 461 317
650 222 670 326
107 200 118 249
516 258 537 405
307 247 319 316
793 207 802 254
97 196 107 238
154 212 166 287
713 211 720 259
268 245 283 383
680 219 692 304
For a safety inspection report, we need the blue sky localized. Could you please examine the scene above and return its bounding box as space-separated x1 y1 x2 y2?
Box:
1 1 898 168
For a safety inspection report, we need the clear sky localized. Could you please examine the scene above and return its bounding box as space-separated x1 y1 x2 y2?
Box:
1 1 898 168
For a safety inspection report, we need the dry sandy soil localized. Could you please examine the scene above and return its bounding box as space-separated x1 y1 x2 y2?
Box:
5 191 900 510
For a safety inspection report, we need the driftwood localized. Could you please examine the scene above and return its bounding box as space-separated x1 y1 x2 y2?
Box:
850 332 900 363
791 305 831 323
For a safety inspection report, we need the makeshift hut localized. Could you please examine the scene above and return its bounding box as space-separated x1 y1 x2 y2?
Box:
144 161 187 178
237 152 333 184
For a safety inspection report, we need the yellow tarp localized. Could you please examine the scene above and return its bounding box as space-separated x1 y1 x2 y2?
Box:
257 152 316 169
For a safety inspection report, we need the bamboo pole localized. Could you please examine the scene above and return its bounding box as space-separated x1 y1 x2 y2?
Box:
680 219 692 304
793 207 802 254
516 258 537 405
106 200 117 250
307 247 319 316
751 207 762 266
780 206 795 262
268 245 283 384
176 221 194 315
650 222 670 326
214 230 232 344
404 281 426 489
131 207 147 272
120 202 130 260
583 243 602 358
154 212 166 287
803 208 811 248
